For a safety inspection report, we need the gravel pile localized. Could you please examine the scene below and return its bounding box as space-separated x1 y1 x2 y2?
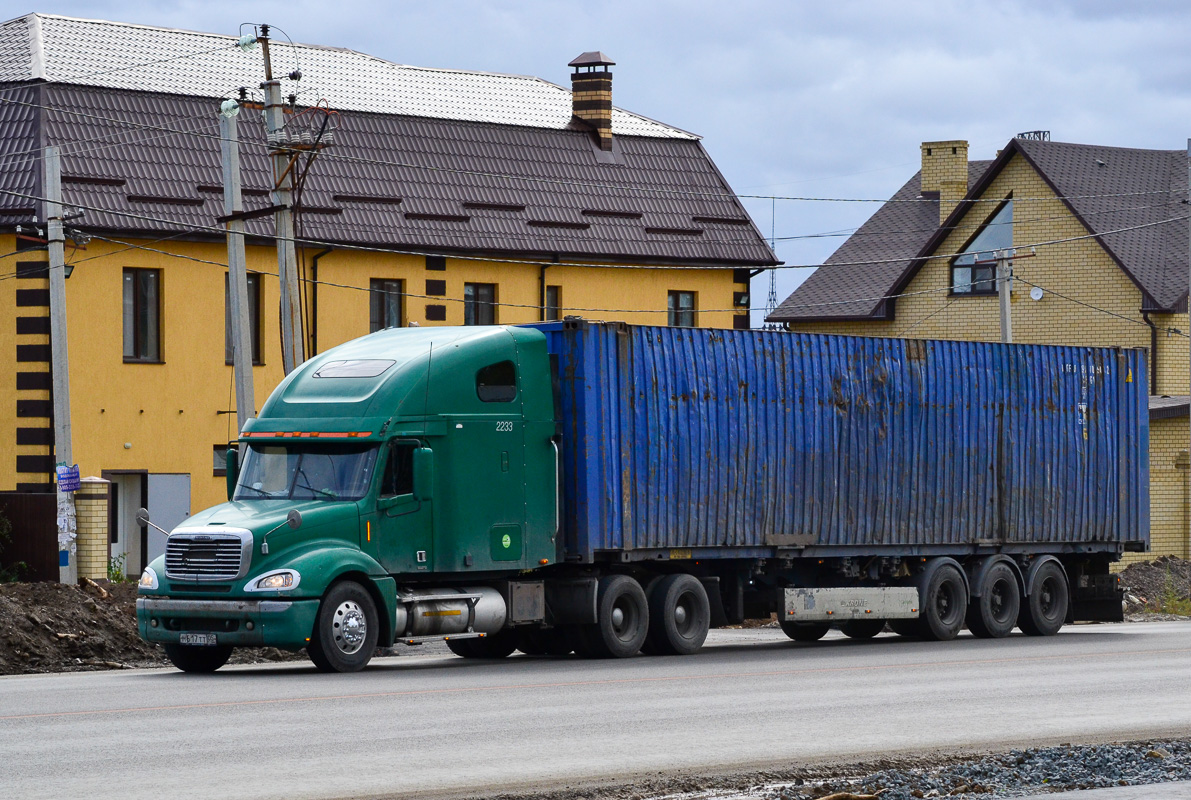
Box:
1120 557 1191 617
643 741 1191 800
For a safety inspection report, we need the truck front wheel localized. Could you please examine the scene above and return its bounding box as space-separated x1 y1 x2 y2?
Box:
307 581 379 673
163 643 233 673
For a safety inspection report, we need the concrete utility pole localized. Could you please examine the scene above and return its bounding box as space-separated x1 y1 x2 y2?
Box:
44 146 76 584
220 108 256 441
259 25 304 375
996 249 1013 344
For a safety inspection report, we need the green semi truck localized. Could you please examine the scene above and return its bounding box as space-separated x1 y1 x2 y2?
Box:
136 322 1143 672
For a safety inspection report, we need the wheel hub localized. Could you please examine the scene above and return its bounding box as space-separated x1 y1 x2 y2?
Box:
674 604 688 626
611 607 625 629
332 600 367 655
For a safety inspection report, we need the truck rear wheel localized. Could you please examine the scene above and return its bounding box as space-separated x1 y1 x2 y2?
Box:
446 629 518 659
889 619 920 638
839 619 885 639
163 643 233 673
1019 561 1068 636
307 581 378 673
918 563 967 641
583 575 648 658
967 562 1021 639
779 621 830 642
644 574 710 656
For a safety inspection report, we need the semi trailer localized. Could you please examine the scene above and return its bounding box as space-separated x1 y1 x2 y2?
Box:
135 321 1147 672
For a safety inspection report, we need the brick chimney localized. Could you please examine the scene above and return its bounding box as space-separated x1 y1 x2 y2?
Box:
920 140 969 224
569 51 616 151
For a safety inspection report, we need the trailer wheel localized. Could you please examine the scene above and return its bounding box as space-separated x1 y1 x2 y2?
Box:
446 629 518 659
516 627 573 656
779 620 830 642
840 619 885 639
644 574 710 656
163 643 233 673
584 575 649 658
307 581 378 673
967 562 1021 639
1018 561 1068 636
889 619 920 638
918 563 967 641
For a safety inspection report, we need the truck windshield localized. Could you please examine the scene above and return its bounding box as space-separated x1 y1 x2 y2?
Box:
234 443 379 502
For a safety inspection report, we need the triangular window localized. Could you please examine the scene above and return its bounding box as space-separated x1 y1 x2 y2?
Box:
950 199 1012 295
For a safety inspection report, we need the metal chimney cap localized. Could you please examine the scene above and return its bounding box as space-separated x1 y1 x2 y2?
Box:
569 51 616 68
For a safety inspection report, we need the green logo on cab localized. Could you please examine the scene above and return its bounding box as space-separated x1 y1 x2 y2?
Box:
501 533 511 549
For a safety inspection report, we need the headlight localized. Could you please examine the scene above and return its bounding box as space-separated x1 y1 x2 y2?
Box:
138 567 158 590
245 569 301 592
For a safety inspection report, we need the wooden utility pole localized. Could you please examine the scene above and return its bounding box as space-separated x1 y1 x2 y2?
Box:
44 146 76 583
259 25 304 375
220 107 256 441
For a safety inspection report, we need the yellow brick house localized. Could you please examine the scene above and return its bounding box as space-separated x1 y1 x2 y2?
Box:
0 14 776 576
771 134 1189 562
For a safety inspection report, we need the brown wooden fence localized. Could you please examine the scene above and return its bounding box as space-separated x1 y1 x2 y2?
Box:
0 492 59 582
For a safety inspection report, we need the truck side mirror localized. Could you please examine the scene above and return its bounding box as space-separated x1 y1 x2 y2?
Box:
226 445 240 501
413 447 434 502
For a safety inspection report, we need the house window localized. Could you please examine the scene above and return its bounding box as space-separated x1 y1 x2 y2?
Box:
123 268 161 361
224 273 261 365
370 279 403 331
668 290 697 327
545 285 561 321
951 200 1013 295
464 283 496 326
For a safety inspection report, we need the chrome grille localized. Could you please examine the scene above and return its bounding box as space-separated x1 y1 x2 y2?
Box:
165 530 251 582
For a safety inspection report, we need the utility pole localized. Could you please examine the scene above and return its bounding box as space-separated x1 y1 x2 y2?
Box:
220 105 256 442
44 146 76 584
996 249 1013 344
258 25 304 375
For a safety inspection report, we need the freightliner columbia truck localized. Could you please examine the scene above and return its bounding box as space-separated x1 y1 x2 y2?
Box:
135 321 1146 672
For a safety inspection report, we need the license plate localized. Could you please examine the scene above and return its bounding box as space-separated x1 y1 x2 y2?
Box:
179 633 217 646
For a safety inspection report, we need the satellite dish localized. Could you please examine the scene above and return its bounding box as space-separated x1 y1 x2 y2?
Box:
1029 286 1044 301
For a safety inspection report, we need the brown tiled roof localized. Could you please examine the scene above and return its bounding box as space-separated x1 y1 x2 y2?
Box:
770 138 1190 321
0 84 776 266
768 161 991 321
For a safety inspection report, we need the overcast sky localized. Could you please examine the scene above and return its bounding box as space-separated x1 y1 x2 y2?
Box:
16 0 1191 322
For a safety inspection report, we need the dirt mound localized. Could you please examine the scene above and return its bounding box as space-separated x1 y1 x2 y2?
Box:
1120 556 1191 616
0 581 303 674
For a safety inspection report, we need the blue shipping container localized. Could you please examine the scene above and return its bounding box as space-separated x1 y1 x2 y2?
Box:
535 321 1149 561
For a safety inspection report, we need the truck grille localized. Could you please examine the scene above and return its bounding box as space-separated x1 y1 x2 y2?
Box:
165 531 251 582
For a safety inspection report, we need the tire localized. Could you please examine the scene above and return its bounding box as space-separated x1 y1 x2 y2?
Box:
307 581 379 673
918 562 968 641
779 620 831 642
163 643 233 673
583 575 649 658
516 627 572 656
447 629 518 659
565 624 601 658
1018 561 1069 636
839 619 886 639
967 562 1021 639
889 619 920 638
644 574 711 656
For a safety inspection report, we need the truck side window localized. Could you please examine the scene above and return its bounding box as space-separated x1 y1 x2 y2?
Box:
476 360 517 403
381 443 416 496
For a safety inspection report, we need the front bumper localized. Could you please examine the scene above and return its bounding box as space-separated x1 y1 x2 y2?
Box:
136 597 319 649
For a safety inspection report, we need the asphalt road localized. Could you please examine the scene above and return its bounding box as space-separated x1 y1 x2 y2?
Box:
2 622 1190 800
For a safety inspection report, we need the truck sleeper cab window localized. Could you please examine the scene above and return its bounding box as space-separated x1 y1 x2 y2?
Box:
381 442 417 497
476 360 517 402
234 443 379 501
